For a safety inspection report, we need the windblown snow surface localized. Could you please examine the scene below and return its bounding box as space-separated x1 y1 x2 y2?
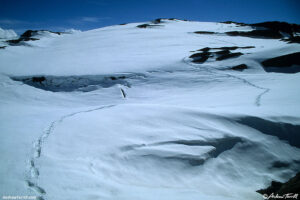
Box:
0 28 17 46
1 19 300 200
0 28 17 40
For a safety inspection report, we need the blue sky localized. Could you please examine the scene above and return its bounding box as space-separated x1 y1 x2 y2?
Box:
0 0 299 34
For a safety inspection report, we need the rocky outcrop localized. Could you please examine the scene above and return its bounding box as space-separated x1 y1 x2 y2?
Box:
257 172 300 200
261 52 300 73
6 30 63 45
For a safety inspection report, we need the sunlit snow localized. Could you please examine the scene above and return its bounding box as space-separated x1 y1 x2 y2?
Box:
0 19 300 200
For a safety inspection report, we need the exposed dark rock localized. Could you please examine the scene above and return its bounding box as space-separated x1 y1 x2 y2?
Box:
238 46 255 49
222 21 300 42
214 46 255 50
109 76 126 80
137 24 148 28
283 36 300 44
261 52 300 73
191 56 210 63
21 30 38 38
136 24 161 28
257 172 300 200
215 49 230 55
225 30 282 39
189 52 211 63
119 23 127 25
220 46 239 50
189 52 206 58
0 46 6 49
190 46 249 63
194 31 215 34
6 39 21 45
230 64 248 71
262 52 300 67
221 21 234 24
6 29 63 46
7 38 39 45
197 47 211 52
6 30 40 45
271 161 290 169
251 21 300 37
32 76 46 84
278 172 300 194
222 46 241 50
152 18 162 24
223 21 300 35
216 52 243 61
221 21 248 26
257 181 283 195
197 46 254 52
21 30 62 37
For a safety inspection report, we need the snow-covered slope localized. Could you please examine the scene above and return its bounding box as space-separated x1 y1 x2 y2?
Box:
0 19 300 200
